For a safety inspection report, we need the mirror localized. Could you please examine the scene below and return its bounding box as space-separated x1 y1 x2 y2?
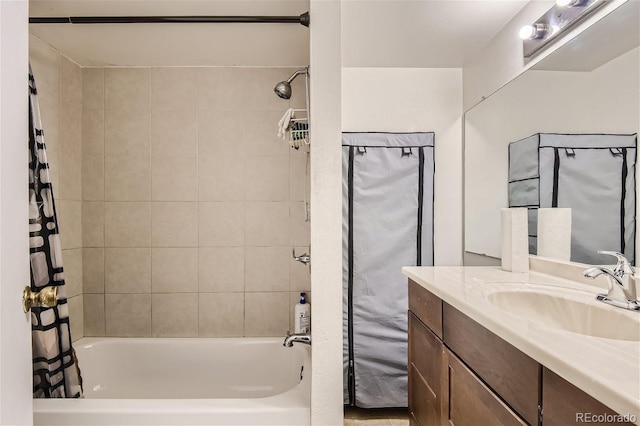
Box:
464 1 639 266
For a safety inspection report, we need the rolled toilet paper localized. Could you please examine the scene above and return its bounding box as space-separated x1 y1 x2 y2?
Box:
501 208 529 272
537 208 571 261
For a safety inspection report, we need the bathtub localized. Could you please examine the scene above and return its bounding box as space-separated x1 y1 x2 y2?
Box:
33 337 311 425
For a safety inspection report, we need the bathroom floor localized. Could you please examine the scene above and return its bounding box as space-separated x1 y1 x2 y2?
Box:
343 407 410 425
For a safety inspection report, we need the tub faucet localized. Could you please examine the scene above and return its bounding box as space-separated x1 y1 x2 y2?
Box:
283 331 311 347
583 251 639 311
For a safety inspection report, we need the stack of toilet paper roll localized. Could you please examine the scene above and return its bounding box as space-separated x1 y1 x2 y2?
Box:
501 208 529 272
501 207 572 272
537 208 571 261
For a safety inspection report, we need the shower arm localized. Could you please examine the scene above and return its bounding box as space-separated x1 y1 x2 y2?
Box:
286 67 309 84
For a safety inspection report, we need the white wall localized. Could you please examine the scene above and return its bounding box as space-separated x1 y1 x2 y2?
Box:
0 1 32 424
465 47 639 259
342 68 463 266
309 1 343 425
463 0 628 111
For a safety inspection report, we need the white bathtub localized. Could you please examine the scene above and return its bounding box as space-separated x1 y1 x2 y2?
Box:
33 337 311 425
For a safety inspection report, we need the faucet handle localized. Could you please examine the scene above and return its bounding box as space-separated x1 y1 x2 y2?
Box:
597 251 635 276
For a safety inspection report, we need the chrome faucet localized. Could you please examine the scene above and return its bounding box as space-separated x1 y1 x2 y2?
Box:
583 251 639 311
283 331 311 347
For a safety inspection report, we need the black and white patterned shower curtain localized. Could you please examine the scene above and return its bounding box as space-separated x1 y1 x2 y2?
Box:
29 67 83 398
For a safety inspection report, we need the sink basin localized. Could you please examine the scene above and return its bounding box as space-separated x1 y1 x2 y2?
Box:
486 288 640 341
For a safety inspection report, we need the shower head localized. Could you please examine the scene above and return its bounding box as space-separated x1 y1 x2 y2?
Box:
274 81 292 99
274 68 308 100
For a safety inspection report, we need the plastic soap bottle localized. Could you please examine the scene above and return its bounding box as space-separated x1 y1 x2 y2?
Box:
294 292 310 333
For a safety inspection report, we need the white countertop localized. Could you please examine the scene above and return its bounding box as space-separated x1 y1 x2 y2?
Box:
402 265 640 423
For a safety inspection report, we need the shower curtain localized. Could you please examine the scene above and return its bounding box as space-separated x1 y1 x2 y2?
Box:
29 67 83 398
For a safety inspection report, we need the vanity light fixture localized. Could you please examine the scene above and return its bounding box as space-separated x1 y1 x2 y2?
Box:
521 0 608 58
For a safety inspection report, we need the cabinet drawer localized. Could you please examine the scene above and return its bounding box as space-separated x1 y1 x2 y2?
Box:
410 364 440 426
409 312 443 393
542 368 634 426
445 350 527 426
409 312 443 426
443 303 540 425
409 279 442 338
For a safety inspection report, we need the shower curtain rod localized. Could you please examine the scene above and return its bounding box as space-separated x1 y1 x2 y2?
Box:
29 11 310 27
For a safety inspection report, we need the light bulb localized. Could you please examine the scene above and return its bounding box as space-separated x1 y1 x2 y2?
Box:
519 25 537 40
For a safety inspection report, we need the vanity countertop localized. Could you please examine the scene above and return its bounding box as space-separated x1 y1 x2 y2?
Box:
402 265 640 422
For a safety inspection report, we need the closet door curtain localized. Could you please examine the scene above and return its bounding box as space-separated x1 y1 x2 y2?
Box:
342 132 434 408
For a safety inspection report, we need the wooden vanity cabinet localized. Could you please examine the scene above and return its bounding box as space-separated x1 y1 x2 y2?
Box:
408 278 631 426
542 369 634 426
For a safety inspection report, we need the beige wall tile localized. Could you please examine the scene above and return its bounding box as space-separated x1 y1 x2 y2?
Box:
151 248 198 293
199 293 244 337
59 148 82 201
58 200 82 249
287 72 308 110
83 248 105 294
239 68 292 112
243 110 291 157
105 248 151 294
151 156 197 201
151 68 197 110
62 248 83 298
67 295 84 342
82 68 104 111
82 202 104 247
104 202 151 247
198 202 244 246
105 155 151 201
105 294 151 337
289 150 309 202
290 201 310 246
152 294 198 337
244 156 289 201
105 68 150 110
245 247 289 292
244 292 289 337
82 155 104 201
83 294 105 337
290 250 311 292
198 247 244 293
60 57 82 107
197 68 240 111
104 109 150 157
198 156 245 201
198 110 246 157
151 109 197 156
245 202 289 247
151 202 198 247
59 102 82 155
82 108 104 155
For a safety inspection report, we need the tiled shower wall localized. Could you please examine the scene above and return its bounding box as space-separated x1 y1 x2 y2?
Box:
81 66 311 337
29 37 84 341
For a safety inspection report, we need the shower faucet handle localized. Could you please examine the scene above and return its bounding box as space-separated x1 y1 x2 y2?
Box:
292 247 310 266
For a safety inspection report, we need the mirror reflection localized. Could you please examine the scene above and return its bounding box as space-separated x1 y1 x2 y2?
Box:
464 1 639 266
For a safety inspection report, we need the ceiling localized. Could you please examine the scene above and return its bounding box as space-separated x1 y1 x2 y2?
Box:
30 0 529 68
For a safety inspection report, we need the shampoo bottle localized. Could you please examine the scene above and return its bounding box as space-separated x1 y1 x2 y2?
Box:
294 292 310 333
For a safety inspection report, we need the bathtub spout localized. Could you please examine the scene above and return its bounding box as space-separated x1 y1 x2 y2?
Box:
283 332 311 347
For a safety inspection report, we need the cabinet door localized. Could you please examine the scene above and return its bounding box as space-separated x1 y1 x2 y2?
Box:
444 349 527 426
409 312 444 426
542 368 634 426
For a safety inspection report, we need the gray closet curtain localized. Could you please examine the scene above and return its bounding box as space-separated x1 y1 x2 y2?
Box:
29 67 83 398
342 132 435 408
508 133 637 265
